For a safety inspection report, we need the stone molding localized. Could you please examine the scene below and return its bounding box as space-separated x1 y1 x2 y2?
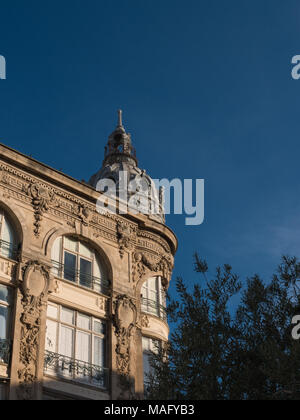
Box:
0 161 175 269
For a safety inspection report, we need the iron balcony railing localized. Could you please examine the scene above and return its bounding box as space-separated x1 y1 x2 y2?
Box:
44 350 109 390
51 260 110 296
0 339 11 364
0 240 18 261
141 297 167 322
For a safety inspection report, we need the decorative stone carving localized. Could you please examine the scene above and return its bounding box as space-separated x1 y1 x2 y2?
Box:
113 295 137 377
139 314 150 329
96 296 106 311
73 204 91 226
116 221 136 258
27 183 56 237
17 261 52 400
0 163 175 263
132 252 174 284
53 280 62 294
0 256 16 277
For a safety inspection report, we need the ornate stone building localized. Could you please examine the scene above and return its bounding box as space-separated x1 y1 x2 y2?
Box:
0 112 177 400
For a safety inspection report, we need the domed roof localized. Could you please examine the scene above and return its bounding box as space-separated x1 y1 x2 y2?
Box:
89 111 165 224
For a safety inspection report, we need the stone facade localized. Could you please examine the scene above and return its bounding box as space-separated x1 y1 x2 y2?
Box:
0 117 177 400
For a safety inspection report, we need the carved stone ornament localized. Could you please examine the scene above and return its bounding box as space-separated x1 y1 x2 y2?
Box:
17 261 52 400
132 252 174 284
138 314 150 329
117 221 136 258
73 203 91 226
27 183 56 237
113 295 137 378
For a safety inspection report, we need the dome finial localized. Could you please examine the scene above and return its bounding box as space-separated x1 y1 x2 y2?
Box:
117 109 123 128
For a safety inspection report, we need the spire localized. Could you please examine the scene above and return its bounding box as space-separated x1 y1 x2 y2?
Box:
102 110 138 167
117 109 123 128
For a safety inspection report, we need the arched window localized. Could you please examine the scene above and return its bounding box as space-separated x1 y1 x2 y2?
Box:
0 210 17 260
141 276 166 321
51 237 109 295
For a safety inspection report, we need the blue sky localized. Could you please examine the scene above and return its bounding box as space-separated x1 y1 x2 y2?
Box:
1 0 300 298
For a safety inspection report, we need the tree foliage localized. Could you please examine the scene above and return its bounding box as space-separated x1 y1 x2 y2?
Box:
146 255 300 400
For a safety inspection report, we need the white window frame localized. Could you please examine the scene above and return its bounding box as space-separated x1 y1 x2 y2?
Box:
0 210 17 260
52 237 107 294
46 303 107 368
0 283 12 341
141 276 166 318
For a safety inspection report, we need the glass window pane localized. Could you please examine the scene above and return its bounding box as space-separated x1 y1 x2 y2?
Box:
80 258 92 289
1 216 15 259
77 313 91 331
142 337 150 351
64 252 77 283
64 237 77 253
0 285 9 304
79 242 92 259
0 306 8 339
51 237 62 263
46 320 57 352
143 353 151 377
76 331 91 363
47 304 58 319
93 336 105 367
59 325 74 358
61 307 75 325
148 277 157 291
93 320 105 335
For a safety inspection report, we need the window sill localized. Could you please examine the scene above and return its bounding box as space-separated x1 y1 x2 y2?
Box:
53 274 110 299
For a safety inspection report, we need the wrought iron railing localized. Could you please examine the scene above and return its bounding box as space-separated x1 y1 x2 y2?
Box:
141 297 167 322
44 350 109 390
0 339 11 364
0 240 18 261
51 260 110 295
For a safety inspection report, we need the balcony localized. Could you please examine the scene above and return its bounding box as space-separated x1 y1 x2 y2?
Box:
44 350 109 390
141 298 167 322
0 339 11 364
51 261 110 296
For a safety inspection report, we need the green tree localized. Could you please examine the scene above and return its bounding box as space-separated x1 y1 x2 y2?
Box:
146 255 300 400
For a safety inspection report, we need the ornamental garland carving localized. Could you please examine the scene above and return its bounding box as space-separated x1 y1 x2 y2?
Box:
17 260 52 400
132 252 174 284
27 183 56 237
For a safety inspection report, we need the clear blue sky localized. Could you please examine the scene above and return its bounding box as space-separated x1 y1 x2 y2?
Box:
1 0 300 297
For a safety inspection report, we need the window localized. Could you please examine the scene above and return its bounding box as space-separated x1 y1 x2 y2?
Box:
0 210 17 260
141 276 166 320
45 303 108 389
51 237 109 294
0 284 12 364
142 336 160 388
